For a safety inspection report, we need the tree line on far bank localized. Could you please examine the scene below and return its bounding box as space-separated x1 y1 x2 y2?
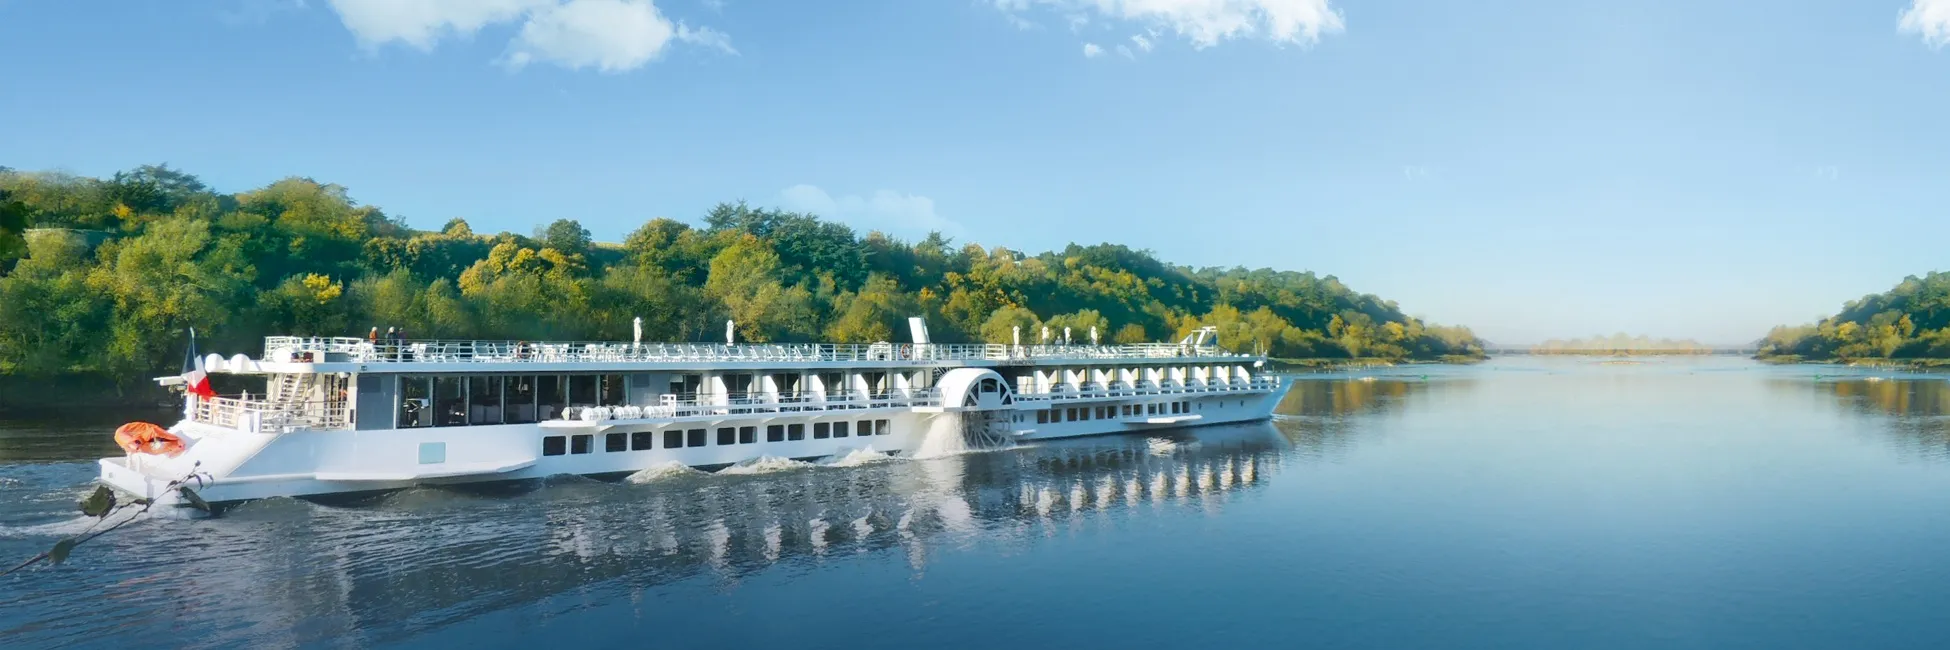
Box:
1758 272 1950 362
1530 335 1717 355
0 164 1485 388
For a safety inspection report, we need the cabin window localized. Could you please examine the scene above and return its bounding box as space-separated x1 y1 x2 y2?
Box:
605 432 627 453
814 422 831 439
542 435 566 456
834 421 849 438
739 426 756 444
788 423 805 440
1036 410 1048 424
505 376 538 424
717 427 736 446
468 376 503 425
687 429 706 447
767 425 785 442
875 419 889 435
1067 408 1079 422
570 434 592 454
600 374 626 406
858 420 872 436
399 376 432 428
632 431 655 451
538 376 568 421
569 375 598 407
663 430 683 449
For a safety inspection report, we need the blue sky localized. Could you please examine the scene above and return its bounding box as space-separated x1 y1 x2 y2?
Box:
4 0 1950 344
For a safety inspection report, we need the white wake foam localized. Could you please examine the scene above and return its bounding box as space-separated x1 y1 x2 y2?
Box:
625 461 707 484
717 455 817 475
823 446 894 468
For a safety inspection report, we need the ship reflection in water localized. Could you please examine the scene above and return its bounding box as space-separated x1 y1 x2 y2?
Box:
2 419 1313 648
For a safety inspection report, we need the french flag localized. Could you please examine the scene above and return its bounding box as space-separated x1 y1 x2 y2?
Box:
181 328 214 398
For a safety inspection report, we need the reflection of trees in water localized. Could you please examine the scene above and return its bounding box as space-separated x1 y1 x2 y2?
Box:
1775 377 1950 462
1277 377 1415 418
5 425 1288 647
1273 377 1457 461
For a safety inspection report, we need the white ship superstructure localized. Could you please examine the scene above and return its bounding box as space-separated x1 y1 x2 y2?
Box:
97 320 1287 507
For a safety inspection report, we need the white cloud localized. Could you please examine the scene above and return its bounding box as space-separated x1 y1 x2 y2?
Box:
1083 42 1104 57
779 185 962 238
1130 33 1153 51
677 24 737 55
1115 43 1133 58
324 0 729 71
326 0 550 49
994 0 1345 49
1902 0 1950 48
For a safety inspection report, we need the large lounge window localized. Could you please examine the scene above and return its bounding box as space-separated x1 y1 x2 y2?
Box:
767 425 785 442
505 376 538 424
739 426 756 444
717 427 736 446
833 421 848 438
569 375 598 407
399 376 432 428
687 429 706 447
814 422 830 439
468 376 502 425
664 430 683 449
538 376 567 421
600 374 626 406
788 423 805 440
632 431 655 451
435 376 464 426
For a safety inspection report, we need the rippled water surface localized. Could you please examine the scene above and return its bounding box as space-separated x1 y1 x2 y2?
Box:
7 358 1950 649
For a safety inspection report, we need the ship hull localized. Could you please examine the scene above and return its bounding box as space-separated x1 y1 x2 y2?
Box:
100 385 1287 509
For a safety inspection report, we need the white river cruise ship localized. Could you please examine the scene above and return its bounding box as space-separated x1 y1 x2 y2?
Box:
98 319 1288 508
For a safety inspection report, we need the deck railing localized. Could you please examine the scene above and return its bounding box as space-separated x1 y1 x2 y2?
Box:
189 396 352 433
1015 377 1283 403
262 336 1248 366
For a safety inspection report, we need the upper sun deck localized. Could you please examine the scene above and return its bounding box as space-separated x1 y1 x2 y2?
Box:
244 335 1258 373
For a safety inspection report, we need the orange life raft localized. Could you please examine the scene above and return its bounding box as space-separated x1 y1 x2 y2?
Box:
114 422 186 457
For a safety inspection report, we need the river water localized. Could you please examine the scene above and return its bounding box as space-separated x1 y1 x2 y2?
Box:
5 357 1950 649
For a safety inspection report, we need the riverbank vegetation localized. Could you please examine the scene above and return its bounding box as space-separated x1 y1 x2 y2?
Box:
0 165 1484 403
1757 273 1950 363
1530 335 1716 355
